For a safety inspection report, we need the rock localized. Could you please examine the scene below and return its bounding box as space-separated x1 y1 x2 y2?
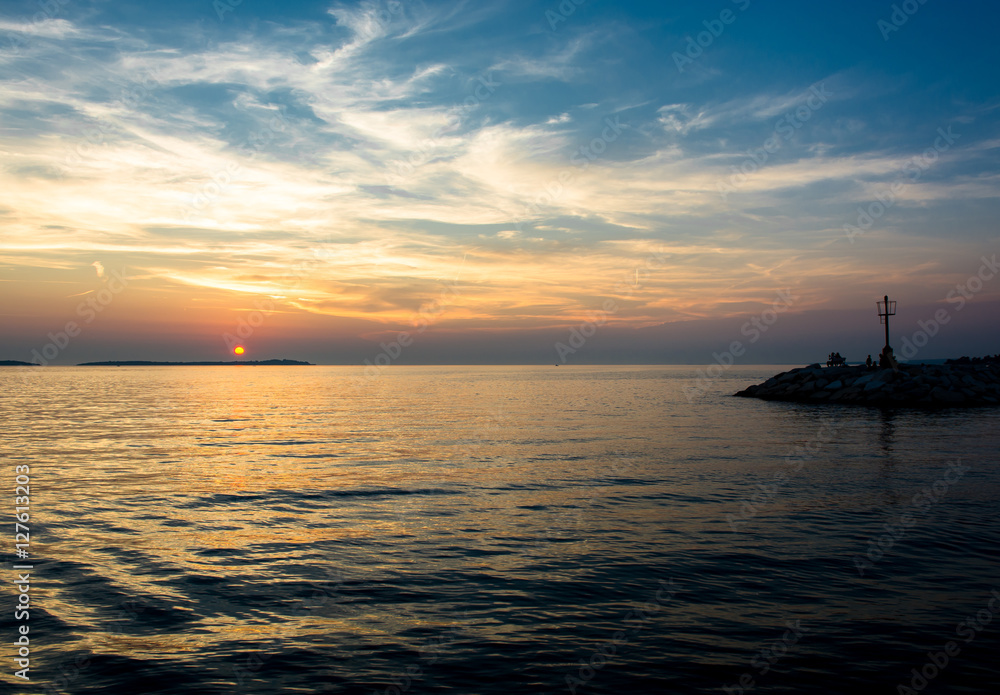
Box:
864 379 887 392
732 362 1000 408
932 387 966 405
853 372 878 387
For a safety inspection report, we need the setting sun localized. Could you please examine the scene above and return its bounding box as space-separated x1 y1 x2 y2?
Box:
234 346 245 356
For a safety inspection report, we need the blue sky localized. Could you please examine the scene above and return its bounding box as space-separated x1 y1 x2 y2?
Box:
1 0 999 364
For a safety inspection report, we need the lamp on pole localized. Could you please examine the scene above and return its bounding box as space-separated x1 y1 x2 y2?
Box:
876 295 896 351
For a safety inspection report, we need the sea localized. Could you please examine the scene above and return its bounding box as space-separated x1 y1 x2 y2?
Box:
1 365 998 694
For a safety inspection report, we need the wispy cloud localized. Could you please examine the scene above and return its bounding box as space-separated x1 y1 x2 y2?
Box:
1 1 999 360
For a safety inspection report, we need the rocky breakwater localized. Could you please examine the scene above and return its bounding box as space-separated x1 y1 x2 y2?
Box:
735 363 1000 407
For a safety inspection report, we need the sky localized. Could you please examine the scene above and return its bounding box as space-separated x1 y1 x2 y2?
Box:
1 0 999 365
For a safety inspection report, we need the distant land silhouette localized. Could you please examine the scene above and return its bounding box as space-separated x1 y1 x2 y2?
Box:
77 359 313 366
0 360 40 366
947 354 1000 365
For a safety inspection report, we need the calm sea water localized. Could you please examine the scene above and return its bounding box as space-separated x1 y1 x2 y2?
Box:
1 365 999 694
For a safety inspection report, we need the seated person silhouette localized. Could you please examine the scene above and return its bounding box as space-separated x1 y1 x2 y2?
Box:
878 346 899 370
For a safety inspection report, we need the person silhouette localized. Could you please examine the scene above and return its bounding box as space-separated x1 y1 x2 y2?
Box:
865 354 873 368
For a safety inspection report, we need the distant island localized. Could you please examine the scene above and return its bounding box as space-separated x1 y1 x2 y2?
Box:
0 360 40 366
946 354 1000 365
77 359 313 366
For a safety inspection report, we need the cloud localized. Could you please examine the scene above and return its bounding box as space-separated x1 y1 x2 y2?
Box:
0 18 82 40
1 1 999 358
489 35 592 81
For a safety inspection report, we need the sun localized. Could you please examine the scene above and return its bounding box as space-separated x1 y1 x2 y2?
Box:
234 346 245 356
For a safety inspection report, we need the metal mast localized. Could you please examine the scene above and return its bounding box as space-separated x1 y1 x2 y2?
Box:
877 295 896 350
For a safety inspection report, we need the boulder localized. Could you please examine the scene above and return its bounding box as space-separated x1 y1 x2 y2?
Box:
931 387 966 405
853 372 878 387
732 362 1000 408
